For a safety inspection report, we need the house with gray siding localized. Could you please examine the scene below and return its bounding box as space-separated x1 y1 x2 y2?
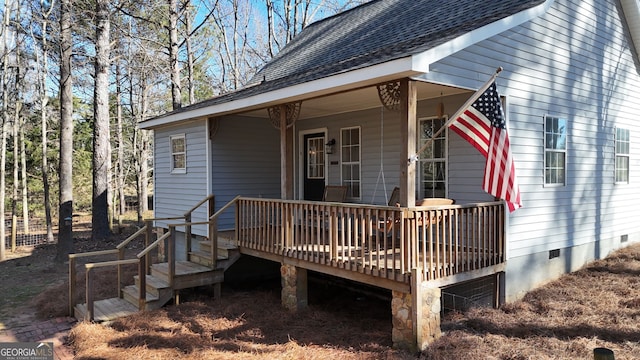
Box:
140 0 640 350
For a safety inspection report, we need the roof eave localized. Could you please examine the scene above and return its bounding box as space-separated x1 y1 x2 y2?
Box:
620 0 640 59
140 57 423 129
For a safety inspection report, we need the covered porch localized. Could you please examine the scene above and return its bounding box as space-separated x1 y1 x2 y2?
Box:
222 78 506 350
148 74 510 350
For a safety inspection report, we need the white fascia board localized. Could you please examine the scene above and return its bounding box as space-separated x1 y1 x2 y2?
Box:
411 0 554 70
620 0 640 58
140 57 422 129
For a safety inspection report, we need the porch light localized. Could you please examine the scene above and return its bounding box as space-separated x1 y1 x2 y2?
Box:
325 139 336 154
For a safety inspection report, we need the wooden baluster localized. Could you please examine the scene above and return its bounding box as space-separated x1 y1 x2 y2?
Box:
86 266 94 321
145 220 153 274
68 256 76 316
168 225 176 288
138 258 146 310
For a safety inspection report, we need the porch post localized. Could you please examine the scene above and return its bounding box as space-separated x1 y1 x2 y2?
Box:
280 104 294 200
399 79 417 207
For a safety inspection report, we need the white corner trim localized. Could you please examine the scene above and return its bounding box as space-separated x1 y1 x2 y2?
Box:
620 0 640 57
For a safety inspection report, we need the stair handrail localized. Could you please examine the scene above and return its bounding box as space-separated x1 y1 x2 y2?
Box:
184 194 215 217
181 194 216 261
82 258 140 321
209 195 240 220
135 231 172 310
67 195 221 319
68 223 153 317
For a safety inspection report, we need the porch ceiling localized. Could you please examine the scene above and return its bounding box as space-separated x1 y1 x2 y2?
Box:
240 81 471 120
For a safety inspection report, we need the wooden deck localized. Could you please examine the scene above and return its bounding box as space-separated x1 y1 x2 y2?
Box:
69 195 505 323
235 198 505 290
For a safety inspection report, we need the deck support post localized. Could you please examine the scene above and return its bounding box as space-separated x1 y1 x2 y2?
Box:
280 264 308 311
212 283 222 300
392 269 441 351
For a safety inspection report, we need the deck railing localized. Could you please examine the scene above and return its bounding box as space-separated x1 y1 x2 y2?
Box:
236 198 505 284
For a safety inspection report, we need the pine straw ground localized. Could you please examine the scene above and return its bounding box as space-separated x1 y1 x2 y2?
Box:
56 243 640 359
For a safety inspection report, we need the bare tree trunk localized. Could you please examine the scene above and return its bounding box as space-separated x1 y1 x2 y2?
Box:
35 0 55 243
11 101 20 252
138 82 150 221
41 94 53 242
115 64 125 228
56 0 74 263
12 38 23 249
11 3 28 236
265 0 277 57
92 0 112 241
0 0 12 261
185 6 195 105
20 109 28 234
169 0 181 110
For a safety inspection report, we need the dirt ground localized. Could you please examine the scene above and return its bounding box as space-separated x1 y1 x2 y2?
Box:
2 220 640 359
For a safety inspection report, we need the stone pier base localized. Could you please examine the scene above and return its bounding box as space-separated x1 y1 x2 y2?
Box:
391 271 441 351
280 264 308 311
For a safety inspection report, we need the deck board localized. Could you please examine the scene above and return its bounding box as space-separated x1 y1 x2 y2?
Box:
76 298 138 322
153 261 212 276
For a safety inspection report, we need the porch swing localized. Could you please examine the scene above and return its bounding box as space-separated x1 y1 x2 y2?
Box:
371 82 400 206
372 81 455 207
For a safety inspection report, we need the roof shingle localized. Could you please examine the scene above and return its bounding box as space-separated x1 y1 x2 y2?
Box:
151 0 544 120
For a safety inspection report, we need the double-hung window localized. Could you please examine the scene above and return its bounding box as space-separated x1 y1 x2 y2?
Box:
170 134 186 174
544 116 567 185
341 127 361 199
418 116 447 198
615 127 630 183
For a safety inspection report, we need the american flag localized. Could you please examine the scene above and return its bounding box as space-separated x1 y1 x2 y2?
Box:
449 82 521 212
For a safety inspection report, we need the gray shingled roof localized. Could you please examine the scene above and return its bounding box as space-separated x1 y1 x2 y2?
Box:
153 0 544 119
253 0 544 84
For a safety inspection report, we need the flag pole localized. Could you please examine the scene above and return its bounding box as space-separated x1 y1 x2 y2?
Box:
411 67 503 163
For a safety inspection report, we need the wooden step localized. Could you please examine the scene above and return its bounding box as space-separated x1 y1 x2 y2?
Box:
199 240 212 253
151 261 224 290
122 284 159 305
74 298 138 322
122 284 174 311
189 250 216 267
151 261 212 278
198 239 237 258
133 274 171 297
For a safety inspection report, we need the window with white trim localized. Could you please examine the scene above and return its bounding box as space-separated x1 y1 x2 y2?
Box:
615 127 630 183
170 134 186 173
418 116 447 198
341 127 361 199
544 116 567 185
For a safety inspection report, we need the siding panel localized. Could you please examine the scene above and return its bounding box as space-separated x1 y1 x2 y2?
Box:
154 121 209 234
420 0 640 265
